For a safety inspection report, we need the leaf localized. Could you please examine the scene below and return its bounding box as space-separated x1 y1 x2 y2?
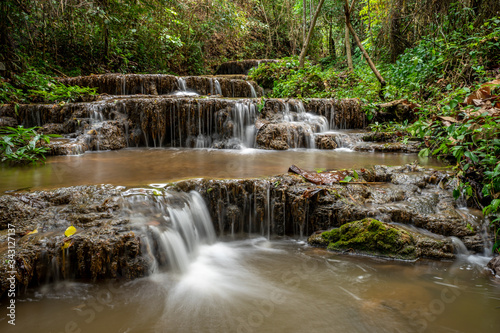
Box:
27 229 38 235
464 151 479 163
64 226 77 237
341 176 353 183
353 170 359 180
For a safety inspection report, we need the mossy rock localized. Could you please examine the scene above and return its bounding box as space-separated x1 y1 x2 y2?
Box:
309 218 422 260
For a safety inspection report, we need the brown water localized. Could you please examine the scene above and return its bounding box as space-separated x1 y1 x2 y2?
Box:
1 238 498 333
0 148 444 193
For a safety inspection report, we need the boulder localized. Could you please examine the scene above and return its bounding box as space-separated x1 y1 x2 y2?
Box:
308 218 454 260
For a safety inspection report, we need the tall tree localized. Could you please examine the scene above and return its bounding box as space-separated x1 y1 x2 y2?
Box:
303 0 307 43
299 0 326 68
344 0 386 92
345 22 353 71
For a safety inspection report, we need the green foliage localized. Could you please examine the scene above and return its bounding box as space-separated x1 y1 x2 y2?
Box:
405 110 500 252
2 0 289 76
388 17 500 99
249 57 325 98
0 126 60 164
1 70 97 104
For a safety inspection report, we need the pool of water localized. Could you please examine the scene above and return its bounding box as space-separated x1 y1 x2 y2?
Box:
1 238 498 333
0 148 444 193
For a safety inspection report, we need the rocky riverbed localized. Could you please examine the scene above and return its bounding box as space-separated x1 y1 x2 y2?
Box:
1 164 495 297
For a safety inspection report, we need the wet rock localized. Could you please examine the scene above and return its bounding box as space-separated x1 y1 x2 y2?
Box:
308 218 454 260
215 59 279 75
362 132 396 142
256 122 314 150
85 121 127 150
373 100 419 123
40 123 65 135
487 256 500 276
288 165 350 185
315 135 338 149
58 74 263 98
0 185 147 297
47 138 87 155
353 141 421 153
0 116 18 127
0 164 490 296
261 98 365 129
0 96 366 155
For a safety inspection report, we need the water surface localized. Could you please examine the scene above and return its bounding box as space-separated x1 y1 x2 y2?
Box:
1 239 498 333
0 148 443 192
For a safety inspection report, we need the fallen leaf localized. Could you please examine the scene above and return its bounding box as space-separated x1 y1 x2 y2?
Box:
464 80 500 105
64 226 77 237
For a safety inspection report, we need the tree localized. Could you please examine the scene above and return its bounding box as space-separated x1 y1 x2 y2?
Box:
299 0 326 68
344 0 386 93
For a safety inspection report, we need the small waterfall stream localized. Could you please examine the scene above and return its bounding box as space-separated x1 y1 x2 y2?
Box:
123 189 216 274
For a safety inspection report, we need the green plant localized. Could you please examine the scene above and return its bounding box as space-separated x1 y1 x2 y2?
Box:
0 126 60 164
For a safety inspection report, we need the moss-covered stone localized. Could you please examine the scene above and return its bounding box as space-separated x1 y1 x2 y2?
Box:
308 218 454 260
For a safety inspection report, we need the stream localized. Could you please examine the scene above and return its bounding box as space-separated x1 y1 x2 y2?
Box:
0 72 499 333
0 148 441 193
1 238 499 333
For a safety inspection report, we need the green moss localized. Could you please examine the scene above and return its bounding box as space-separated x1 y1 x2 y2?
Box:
321 228 340 243
321 218 416 259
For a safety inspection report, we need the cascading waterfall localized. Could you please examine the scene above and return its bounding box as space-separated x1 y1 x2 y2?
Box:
122 189 216 274
247 81 257 98
231 102 257 148
214 79 222 95
279 101 331 148
177 77 187 91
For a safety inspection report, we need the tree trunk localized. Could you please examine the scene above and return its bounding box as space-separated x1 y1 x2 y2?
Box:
344 0 386 93
329 20 336 59
299 0 326 68
303 0 307 44
345 23 353 71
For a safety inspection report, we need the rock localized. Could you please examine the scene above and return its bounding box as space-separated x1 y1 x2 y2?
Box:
0 117 18 127
85 120 127 150
308 218 454 260
353 141 421 153
0 96 366 155
58 74 263 98
0 185 147 297
315 135 338 149
487 256 500 276
362 132 396 142
255 122 313 150
40 123 65 135
0 164 490 296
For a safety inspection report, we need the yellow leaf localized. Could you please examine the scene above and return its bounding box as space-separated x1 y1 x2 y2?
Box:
62 240 72 249
27 229 38 235
64 226 77 237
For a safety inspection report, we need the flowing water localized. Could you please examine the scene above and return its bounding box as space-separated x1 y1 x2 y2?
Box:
1 180 499 333
1 238 499 333
1 73 499 332
0 148 442 193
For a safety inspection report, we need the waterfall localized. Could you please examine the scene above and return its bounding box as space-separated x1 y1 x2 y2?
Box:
214 79 222 95
177 77 187 91
123 189 216 274
247 82 257 98
231 102 257 148
277 101 331 149
450 237 470 256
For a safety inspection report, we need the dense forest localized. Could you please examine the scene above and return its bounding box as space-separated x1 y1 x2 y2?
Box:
1 0 500 249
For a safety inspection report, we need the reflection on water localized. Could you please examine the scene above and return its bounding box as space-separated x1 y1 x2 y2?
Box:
0 148 444 192
1 239 499 333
